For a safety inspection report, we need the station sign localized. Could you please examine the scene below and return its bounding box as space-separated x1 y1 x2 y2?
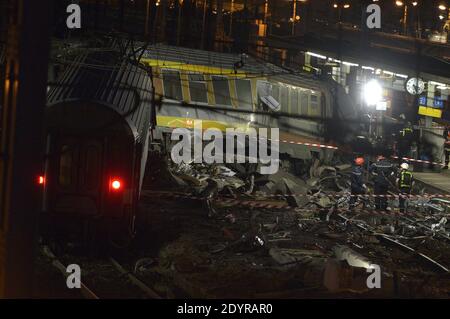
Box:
418 96 427 105
418 105 443 118
418 96 445 109
433 98 444 109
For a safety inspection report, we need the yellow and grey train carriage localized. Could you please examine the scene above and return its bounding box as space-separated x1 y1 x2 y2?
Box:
141 45 334 160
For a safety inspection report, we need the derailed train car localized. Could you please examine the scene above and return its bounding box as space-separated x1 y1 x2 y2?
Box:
42 50 152 245
41 41 358 245
141 44 336 161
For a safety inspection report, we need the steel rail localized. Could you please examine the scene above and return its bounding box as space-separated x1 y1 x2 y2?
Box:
41 246 99 299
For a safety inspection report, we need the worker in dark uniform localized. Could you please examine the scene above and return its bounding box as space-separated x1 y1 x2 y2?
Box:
444 126 450 169
397 122 414 160
396 162 414 213
350 157 367 208
370 155 395 211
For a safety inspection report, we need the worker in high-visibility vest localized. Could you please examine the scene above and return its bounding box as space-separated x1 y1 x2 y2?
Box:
396 162 414 213
397 122 414 160
444 127 450 170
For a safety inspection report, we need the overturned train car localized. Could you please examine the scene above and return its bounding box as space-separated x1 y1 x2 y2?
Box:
141 45 338 162
42 50 152 244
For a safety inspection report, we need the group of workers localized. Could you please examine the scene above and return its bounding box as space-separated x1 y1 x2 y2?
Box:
350 156 414 213
347 120 450 212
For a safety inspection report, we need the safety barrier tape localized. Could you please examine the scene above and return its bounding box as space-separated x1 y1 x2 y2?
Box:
141 190 450 200
140 191 432 217
392 156 446 167
255 136 340 150
279 139 339 150
259 193 450 199
203 132 446 160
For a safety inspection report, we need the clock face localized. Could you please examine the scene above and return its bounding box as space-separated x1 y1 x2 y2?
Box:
406 77 425 95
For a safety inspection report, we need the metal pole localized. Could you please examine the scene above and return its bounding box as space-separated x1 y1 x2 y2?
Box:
264 0 269 24
0 0 52 298
145 0 151 37
201 0 207 49
229 0 234 36
176 0 183 45
403 5 408 36
291 0 297 36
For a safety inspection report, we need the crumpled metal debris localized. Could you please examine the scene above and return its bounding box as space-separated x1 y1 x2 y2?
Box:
431 217 447 232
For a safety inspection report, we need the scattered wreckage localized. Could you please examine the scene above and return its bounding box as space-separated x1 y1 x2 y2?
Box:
139 152 450 297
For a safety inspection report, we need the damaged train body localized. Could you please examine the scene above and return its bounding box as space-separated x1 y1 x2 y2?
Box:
40 40 360 244
42 49 152 244
142 44 339 162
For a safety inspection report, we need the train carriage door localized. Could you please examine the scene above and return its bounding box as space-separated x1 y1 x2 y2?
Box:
52 137 103 215
79 141 103 198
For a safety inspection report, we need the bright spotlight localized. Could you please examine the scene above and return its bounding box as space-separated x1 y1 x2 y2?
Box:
363 79 383 106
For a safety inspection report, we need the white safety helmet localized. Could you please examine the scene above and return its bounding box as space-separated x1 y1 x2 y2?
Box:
400 163 409 170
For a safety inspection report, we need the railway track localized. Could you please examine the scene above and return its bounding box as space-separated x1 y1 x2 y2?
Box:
41 245 162 299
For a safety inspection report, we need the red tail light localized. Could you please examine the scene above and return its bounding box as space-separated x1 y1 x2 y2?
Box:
38 175 45 185
110 178 123 192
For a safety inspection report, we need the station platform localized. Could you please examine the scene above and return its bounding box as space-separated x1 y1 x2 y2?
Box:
413 170 450 194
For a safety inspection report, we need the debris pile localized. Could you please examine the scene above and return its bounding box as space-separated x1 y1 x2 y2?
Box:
136 153 450 298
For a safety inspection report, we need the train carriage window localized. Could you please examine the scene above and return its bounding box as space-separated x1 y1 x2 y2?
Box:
311 94 319 109
212 76 232 106
290 88 299 115
235 79 253 110
188 74 208 104
59 145 73 187
162 69 183 101
280 85 289 113
300 92 308 115
257 80 280 112
310 94 321 116
272 83 279 102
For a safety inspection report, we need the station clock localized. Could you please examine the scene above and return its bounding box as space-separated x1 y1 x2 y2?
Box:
405 77 425 95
